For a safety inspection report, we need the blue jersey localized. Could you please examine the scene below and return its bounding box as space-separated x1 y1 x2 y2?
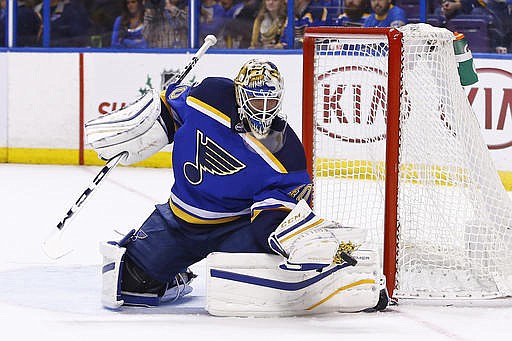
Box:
162 77 312 225
281 0 328 47
110 16 148 49
296 0 328 27
364 5 407 28
335 12 370 27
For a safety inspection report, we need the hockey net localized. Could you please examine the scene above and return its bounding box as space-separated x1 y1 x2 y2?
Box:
302 24 512 301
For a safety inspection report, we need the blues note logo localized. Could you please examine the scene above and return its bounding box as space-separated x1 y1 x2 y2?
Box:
184 130 246 185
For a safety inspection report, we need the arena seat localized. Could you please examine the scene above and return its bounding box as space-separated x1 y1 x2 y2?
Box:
445 15 491 53
395 0 421 18
407 15 445 28
397 0 441 19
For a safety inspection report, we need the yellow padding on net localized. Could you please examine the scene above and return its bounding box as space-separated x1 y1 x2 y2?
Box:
314 158 472 187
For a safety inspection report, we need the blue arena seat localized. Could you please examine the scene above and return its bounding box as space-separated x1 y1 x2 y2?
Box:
445 15 491 53
395 0 421 18
396 0 439 18
407 15 445 28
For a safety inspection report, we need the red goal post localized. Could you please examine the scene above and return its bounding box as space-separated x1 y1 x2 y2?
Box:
302 25 512 302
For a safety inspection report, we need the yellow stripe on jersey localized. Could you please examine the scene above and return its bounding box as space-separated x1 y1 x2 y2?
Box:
160 90 180 133
187 96 231 127
169 199 241 224
243 133 288 173
476 0 487 8
251 206 292 221
160 90 168 104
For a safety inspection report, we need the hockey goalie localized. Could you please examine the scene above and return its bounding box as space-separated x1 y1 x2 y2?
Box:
85 58 388 316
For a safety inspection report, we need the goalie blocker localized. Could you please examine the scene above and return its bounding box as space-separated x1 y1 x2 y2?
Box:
85 89 171 165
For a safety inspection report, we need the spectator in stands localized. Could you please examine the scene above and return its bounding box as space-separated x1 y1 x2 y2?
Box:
218 0 244 47
394 0 438 18
335 0 370 27
436 0 502 53
483 0 512 53
16 1 42 47
143 0 187 48
250 0 287 48
435 0 479 20
281 0 327 48
86 0 121 48
0 0 5 47
321 0 343 24
364 0 407 27
200 0 244 47
35 0 91 47
111 0 147 49
227 0 261 48
200 0 223 41
165 0 188 47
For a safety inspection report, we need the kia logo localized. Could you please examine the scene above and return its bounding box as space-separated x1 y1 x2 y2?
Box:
467 67 512 150
317 65 512 150
316 65 388 143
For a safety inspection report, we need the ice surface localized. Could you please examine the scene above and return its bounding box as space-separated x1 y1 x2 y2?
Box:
1 164 511 340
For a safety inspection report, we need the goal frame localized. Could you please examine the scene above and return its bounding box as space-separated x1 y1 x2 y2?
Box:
302 27 404 299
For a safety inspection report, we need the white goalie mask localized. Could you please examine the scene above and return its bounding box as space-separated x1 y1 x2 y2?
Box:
234 59 285 139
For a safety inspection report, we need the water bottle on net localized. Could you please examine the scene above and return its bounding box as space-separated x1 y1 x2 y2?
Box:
453 32 478 86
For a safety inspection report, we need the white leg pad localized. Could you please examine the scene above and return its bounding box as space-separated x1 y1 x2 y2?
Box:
206 251 381 317
100 241 126 309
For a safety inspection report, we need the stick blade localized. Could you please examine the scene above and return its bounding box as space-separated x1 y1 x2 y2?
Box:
42 229 73 260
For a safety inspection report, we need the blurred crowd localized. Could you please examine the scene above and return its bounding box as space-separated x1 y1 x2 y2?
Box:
0 0 510 53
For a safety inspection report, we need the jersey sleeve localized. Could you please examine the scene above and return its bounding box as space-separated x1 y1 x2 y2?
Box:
247 172 312 253
250 171 312 221
247 209 291 253
163 83 193 126
387 6 407 28
110 16 122 48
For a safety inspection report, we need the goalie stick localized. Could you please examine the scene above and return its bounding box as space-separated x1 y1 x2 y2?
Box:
42 35 218 259
42 152 127 259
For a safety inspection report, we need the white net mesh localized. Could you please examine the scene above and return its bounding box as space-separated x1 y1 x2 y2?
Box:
307 24 512 300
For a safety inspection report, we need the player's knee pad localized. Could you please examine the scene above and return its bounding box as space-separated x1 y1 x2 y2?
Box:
100 231 195 308
85 89 169 165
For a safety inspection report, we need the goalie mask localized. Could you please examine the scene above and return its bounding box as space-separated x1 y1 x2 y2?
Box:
234 59 285 139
